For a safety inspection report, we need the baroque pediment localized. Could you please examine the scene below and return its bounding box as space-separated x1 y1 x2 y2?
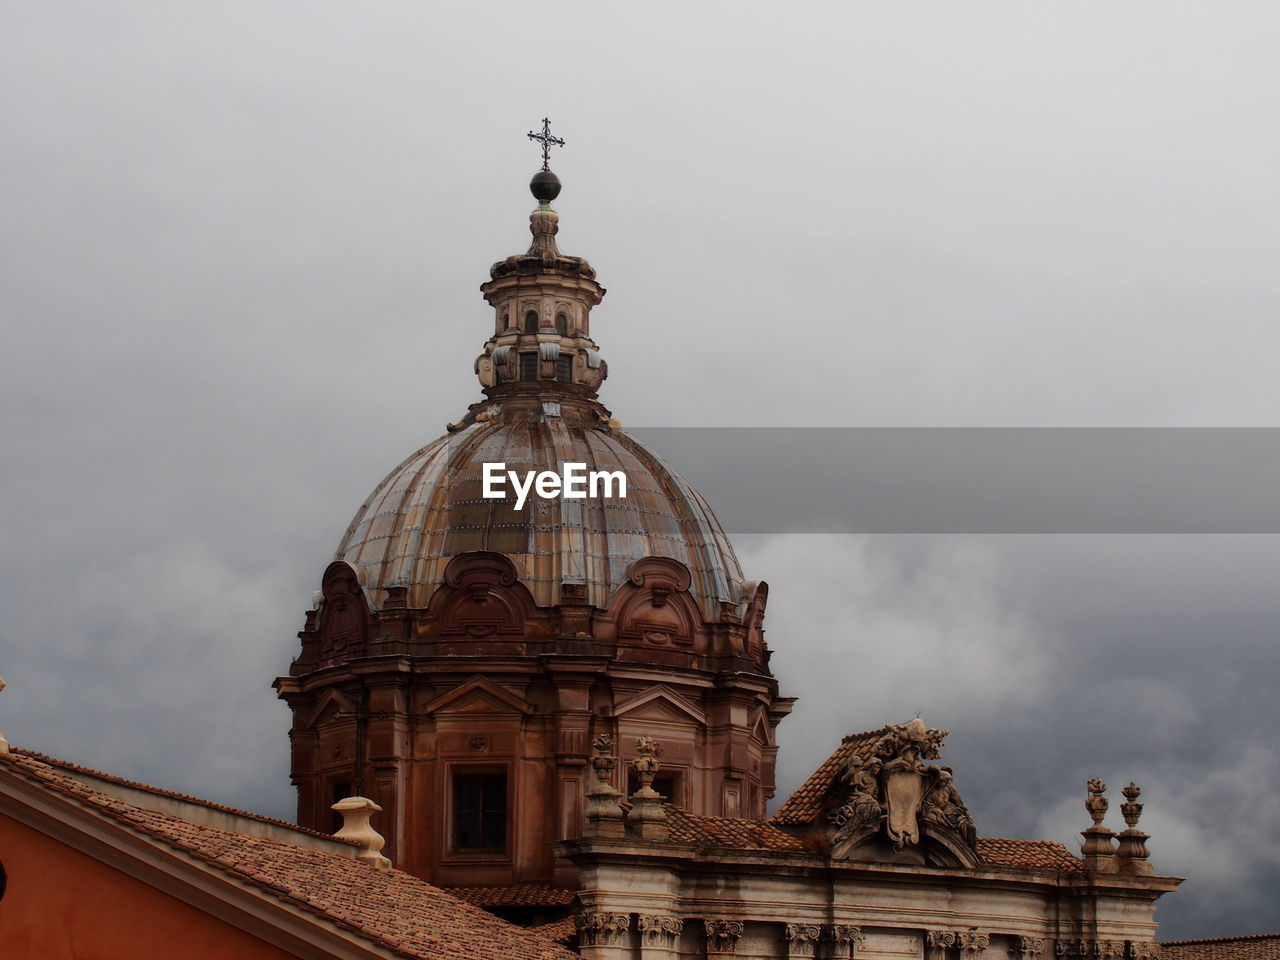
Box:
826 718 980 868
613 686 707 726
421 676 534 717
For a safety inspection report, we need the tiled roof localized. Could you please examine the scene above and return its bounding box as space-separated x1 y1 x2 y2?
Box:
443 883 576 908
529 917 577 946
1163 934 1280 960
12 746 341 844
771 728 886 825
0 753 576 960
976 837 1085 873
665 805 805 852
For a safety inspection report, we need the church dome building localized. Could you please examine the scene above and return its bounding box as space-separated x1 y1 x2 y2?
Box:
275 135 791 893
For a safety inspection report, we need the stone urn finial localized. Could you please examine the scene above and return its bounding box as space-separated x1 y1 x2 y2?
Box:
0 676 9 755
631 736 663 800
627 736 668 840
1116 782 1153 875
331 796 392 870
1080 777 1117 872
583 733 625 838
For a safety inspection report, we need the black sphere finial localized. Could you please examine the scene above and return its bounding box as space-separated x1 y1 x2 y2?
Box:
530 169 562 202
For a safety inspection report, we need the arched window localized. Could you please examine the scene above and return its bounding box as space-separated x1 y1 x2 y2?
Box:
500 311 509 330
554 312 568 336
524 311 539 334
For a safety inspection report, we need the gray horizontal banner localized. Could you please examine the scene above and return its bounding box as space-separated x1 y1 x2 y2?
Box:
626 428 1280 534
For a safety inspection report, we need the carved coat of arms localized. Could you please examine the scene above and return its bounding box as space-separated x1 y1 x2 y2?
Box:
828 717 977 863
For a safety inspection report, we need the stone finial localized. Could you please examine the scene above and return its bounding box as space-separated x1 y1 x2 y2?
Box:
1115 782 1153 875
1080 778 1117 872
0 676 9 755
583 734 626 839
1120 782 1144 827
627 736 668 840
631 736 663 798
1086 778 1109 824
331 796 392 870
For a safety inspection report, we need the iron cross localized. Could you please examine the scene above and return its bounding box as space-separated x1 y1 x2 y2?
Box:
527 118 565 171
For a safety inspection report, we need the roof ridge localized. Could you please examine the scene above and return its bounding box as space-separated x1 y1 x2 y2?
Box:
1163 935 1280 946
12 746 338 843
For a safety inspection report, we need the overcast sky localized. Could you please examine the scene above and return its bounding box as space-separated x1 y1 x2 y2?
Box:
3 1 1279 941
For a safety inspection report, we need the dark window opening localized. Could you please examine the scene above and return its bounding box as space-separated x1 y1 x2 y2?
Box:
0 860 6 903
554 312 568 335
453 771 508 851
329 779 352 834
627 770 679 804
524 311 539 334
519 352 538 381
556 355 573 382
501 311 509 329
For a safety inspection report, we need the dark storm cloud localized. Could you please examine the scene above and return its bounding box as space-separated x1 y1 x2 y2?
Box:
2 0 1279 941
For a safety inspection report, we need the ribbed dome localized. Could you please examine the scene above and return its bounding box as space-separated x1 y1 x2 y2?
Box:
336 412 745 619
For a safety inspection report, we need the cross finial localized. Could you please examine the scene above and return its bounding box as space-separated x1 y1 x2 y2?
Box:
527 117 565 171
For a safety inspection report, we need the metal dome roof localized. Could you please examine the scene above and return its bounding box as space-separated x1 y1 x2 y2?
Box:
336 411 745 619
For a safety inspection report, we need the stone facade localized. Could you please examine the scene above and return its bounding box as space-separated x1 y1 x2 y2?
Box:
561 733 1179 960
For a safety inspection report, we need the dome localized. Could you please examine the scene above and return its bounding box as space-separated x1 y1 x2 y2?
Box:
336 411 746 619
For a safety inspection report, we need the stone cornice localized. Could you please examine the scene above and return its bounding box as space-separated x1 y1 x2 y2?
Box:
561 837 1181 897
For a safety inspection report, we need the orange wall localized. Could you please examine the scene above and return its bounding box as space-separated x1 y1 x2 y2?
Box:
0 813 300 960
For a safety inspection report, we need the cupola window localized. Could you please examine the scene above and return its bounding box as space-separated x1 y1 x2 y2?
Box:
554 312 568 335
524 310 539 334
453 770 508 852
556 355 574 382
519 352 537 381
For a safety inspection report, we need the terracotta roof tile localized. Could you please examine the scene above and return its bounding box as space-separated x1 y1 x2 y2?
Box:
443 883 576 908
665 805 805 852
975 837 1085 873
0 753 577 960
11 746 341 844
771 728 886 826
529 917 578 946
1163 935 1280 960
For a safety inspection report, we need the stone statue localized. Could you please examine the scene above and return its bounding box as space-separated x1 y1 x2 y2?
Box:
830 754 884 832
922 766 977 847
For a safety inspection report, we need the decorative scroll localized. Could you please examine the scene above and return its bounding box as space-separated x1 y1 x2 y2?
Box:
706 919 745 957
638 915 683 950
785 923 823 958
960 930 990 960
929 931 959 960
830 925 865 960
577 912 630 948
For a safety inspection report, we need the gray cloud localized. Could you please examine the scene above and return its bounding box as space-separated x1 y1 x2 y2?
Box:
3 0 1279 942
